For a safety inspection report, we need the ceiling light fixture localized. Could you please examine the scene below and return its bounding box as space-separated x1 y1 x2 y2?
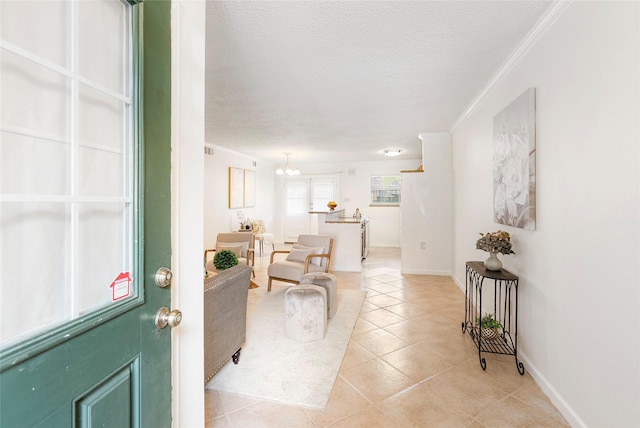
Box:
383 148 404 157
275 153 300 176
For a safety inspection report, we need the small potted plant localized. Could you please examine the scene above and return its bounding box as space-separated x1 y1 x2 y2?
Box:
213 249 239 271
476 313 503 341
476 230 515 271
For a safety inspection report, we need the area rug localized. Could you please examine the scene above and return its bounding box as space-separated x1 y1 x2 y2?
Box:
205 285 366 410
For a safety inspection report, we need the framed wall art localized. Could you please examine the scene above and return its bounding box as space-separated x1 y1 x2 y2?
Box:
244 169 256 207
493 87 536 230
228 167 244 209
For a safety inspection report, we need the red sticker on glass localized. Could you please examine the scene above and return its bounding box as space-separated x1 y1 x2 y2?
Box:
110 272 133 301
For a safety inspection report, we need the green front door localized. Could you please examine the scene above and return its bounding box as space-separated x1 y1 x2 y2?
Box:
0 1 173 426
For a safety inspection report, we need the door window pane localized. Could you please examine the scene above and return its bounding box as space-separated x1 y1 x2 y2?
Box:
0 0 134 347
286 182 306 215
310 179 336 212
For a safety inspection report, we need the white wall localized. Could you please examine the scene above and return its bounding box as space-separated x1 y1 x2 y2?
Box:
401 133 452 275
451 2 639 427
203 145 276 249
279 159 421 247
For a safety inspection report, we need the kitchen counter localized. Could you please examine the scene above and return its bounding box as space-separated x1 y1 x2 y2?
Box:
311 209 368 272
325 217 363 224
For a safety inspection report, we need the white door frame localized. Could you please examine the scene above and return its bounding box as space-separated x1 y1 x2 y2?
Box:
171 2 206 427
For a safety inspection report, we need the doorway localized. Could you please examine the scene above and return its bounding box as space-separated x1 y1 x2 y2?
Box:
282 176 339 242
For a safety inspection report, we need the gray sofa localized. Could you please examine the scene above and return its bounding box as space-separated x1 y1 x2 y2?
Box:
204 264 252 383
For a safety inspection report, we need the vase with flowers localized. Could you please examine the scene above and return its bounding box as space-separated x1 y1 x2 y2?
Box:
476 230 515 271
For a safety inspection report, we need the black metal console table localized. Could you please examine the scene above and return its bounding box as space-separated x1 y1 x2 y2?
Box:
461 261 524 374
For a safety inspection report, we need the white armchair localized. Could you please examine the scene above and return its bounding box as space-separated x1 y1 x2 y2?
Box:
267 234 333 291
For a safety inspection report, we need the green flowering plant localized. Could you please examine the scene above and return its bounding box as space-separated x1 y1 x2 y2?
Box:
213 249 239 271
476 230 515 255
476 313 503 330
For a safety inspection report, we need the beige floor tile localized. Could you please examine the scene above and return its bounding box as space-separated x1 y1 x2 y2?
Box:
365 293 404 309
420 366 511 418
382 318 434 344
384 301 429 319
351 317 378 335
227 401 315 428
419 329 479 364
475 395 570 427
380 341 453 382
359 301 379 313
205 390 225 421
384 287 434 301
457 355 531 395
366 281 402 294
358 276 385 287
358 307 406 328
329 406 399 428
377 383 474 427
463 420 490 428
511 380 569 424
351 328 409 356
368 273 402 283
340 358 415 403
217 391 264 414
340 340 377 371
205 415 231 428
302 376 371 427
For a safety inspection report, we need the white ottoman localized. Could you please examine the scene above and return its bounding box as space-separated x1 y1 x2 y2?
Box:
300 273 338 319
284 285 327 342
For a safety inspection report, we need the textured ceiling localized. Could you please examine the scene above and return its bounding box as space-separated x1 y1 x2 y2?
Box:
205 1 550 164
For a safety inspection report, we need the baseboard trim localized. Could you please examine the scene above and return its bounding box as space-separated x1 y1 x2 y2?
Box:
518 351 587 427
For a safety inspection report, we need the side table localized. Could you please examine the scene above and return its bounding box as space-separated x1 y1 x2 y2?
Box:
461 261 524 374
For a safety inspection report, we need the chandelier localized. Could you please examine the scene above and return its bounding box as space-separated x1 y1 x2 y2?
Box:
275 153 300 176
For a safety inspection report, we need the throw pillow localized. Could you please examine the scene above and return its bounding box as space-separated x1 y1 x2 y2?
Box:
291 244 325 267
286 248 313 263
216 243 243 258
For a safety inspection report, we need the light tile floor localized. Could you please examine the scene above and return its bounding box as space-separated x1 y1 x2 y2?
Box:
206 247 569 427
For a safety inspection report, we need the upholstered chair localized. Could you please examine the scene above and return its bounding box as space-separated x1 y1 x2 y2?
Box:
267 234 333 291
203 232 255 277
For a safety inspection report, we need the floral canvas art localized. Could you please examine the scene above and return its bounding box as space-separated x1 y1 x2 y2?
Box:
493 88 536 230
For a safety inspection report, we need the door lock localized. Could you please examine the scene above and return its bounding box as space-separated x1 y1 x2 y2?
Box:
155 267 173 288
155 307 182 329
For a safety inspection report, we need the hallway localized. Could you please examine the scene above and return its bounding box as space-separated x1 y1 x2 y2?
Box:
206 247 568 427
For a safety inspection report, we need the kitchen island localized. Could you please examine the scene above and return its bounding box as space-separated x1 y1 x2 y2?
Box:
309 209 368 272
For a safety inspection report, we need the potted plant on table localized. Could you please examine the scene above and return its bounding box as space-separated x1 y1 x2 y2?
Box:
476 230 515 271
476 313 503 341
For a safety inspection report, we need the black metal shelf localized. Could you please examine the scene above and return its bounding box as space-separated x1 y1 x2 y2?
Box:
461 261 525 375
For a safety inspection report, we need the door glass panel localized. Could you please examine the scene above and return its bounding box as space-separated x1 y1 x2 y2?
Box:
78 0 126 92
310 179 336 212
0 133 70 195
77 203 129 314
0 1 70 67
286 182 306 214
1 49 71 139
0 203 71 341
78 84 126 151
0 0 134 348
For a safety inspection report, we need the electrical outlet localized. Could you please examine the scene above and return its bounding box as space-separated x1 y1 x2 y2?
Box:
420 242 426 250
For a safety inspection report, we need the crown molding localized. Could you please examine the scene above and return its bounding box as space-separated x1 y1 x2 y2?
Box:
450 0 574 133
